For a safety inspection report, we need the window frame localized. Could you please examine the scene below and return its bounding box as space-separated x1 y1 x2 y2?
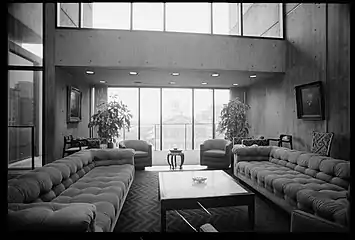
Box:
55 2 284 39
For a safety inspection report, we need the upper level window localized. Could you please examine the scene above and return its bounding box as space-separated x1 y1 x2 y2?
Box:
166 3 211 34
56 2 283 39
82 2 131 30
242 3 282 38
212 3 241 36
57 3 79 28
133 3 164 31
8 3 43 66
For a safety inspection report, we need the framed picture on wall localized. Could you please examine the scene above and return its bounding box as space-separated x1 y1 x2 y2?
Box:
295 81 325 120
67 86 82 123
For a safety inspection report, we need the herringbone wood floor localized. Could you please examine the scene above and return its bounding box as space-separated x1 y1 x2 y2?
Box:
114 170 290 232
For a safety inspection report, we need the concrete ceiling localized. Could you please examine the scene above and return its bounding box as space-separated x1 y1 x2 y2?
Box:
58 66 284 88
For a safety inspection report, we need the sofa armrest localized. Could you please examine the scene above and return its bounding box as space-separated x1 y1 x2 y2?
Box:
290 210 348 232
8 202 96 232
148 144 152 158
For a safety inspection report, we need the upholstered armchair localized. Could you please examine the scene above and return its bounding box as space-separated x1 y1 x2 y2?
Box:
119 140 152 169
200 139 232 169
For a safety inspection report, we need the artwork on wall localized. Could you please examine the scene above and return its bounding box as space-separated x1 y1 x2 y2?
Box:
67 86 82 123
295 81 324 120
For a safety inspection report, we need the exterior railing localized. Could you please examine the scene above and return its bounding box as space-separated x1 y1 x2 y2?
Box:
8 125 35 170
124 123 214 151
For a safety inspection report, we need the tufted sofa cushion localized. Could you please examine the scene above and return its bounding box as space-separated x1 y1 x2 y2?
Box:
8 202 96 232
8 148 135 232
233 145 350 227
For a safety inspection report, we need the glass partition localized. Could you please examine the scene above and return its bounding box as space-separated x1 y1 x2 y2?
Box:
140 88 161 150
212 3 241 36
8 3 43 169
108 88 139 142
57 3 79 27
165 2 211 34
82 2 131 30
242 3 282 38
214 89 230 139
194 89 213 149
133 2 164 31
162 88 192 150
57 2 284 38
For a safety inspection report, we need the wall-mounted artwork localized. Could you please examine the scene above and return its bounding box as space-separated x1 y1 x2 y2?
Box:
295 81 325 120
67 86 82 123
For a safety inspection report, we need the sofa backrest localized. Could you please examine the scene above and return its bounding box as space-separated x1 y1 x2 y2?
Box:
8 150 95 204
270 147 350 189
91 148 135 166
121 140 149 152
203 139 230 151
8 148 135 204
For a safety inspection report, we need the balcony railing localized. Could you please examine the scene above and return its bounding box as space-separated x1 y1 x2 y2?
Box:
123 123 215 151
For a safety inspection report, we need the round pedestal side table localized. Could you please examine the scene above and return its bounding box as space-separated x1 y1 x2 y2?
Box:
167 149 184 169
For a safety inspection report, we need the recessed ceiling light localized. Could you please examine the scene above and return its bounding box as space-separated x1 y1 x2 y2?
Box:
129 71 138 75
99 80 106 83
86 70 94 75
211 73 219 77
201 82 208 85
233 83 239 86
250 75 257 78
171 72 180 76
169 81 176 85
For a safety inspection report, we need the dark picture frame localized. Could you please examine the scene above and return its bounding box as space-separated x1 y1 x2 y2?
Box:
295 81 325 120
67 86 82 123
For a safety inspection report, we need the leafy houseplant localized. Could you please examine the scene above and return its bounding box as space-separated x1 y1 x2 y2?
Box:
88 95 132 148
217 97 251 144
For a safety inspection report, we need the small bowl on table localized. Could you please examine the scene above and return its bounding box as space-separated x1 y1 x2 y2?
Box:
192 176 207 184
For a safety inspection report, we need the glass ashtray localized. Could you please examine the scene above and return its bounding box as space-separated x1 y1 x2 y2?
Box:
192 176 207 184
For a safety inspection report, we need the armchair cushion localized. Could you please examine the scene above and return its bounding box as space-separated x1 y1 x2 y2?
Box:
134 150 149 158
203 149 226 158
121 140 150 152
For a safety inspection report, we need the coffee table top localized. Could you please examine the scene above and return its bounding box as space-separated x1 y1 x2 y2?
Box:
159 170 251 200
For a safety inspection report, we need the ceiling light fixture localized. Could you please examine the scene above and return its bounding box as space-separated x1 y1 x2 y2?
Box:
250 75 257 78
100 80 106 83
201 82 208 85
86 70 95 75
129 71 138 75
169 81 176 85
171 72 180 76
211 73 219 77
233 83 239 86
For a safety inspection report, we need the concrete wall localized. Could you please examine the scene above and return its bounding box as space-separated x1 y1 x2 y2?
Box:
54 67 91 160
230 87 247 103
55 28 286 73
246 3 350 160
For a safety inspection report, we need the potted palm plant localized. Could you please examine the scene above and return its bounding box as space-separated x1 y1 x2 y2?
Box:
217 97 251 144
88 95 132 148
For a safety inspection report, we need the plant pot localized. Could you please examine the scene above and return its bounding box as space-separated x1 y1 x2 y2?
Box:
107 142 114 148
